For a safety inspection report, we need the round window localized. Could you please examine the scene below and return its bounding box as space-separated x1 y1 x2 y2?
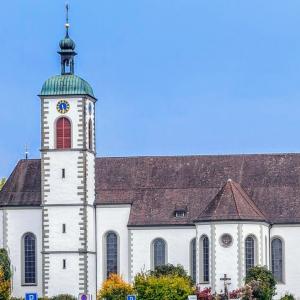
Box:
220 234 233 247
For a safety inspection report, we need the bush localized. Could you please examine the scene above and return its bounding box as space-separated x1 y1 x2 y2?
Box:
245 266 276 300
150 264 193 285
0 249 11 300
280 294 295 300
50 295 76 300
134 271 194 300
98 273 134 300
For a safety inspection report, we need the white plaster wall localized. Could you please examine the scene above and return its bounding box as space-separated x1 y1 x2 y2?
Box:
6 208 42 298
46 206 82 251
0 210 3 248
214 223 239 293
271 226 300 299
44 97 82 149
86 152 95 206
45 151 82 205
47 253 80 296
88 253 97 299
130 227 196 281
87 207 96 251
96 205 131 286
196 222 269 294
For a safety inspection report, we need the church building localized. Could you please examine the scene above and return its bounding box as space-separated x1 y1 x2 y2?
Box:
1 15 300 300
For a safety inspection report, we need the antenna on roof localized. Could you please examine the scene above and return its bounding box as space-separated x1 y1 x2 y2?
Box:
25 144 29 160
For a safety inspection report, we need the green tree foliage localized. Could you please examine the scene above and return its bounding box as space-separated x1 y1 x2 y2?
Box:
50 295 76 300
0 249 11 300
245 266 276 300
0 179 5 191
280 294 295 300
98 274 134 300
134 271 194 300
150 264 193 284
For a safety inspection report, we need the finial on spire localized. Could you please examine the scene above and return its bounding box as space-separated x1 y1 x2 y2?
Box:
65 3 70 37
25 144 29 160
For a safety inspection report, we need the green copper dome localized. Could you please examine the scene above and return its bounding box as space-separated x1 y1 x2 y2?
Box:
40 74 95 98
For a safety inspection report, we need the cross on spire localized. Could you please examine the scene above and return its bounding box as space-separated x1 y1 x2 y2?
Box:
65 3 70 37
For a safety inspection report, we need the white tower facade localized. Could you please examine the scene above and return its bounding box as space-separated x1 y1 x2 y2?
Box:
40 15 97 298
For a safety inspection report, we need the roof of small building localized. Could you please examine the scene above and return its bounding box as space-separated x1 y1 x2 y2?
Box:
40 74 95 98
2 153 300 225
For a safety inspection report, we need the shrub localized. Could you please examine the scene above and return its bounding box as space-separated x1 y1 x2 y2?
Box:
280 293 296 300
50 295 76 300
134 271 194 300
245 266 276 300
0 249 11 300
97 273 134 300
150 264 193 285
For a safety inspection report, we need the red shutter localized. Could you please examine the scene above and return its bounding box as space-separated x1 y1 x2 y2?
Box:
56 117 71 149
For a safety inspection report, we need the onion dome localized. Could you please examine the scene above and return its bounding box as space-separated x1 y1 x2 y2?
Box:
59 34 76 51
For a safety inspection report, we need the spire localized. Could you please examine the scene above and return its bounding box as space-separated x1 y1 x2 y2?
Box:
65 3 70 37
58 3 77 75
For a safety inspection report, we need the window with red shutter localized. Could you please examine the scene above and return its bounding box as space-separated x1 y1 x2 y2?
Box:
56 117 71 149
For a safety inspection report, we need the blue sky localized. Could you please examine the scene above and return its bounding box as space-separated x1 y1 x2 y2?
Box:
1 1 300 177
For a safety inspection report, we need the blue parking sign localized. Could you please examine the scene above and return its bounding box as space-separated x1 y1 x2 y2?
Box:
25 293 38 300
127 295 136 300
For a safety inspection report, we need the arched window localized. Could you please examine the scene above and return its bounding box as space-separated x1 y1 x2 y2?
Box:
56 117 71 149
200 235 209 283
245 236 256 274
23 233 36 284
272 238 283 282
88 119 93 150
190 238 196 282
153 238 166 268
105 232 118 278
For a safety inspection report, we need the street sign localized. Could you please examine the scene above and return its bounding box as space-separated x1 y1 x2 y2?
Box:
188 296 197 300
127 295 136 300
78 294 91 300
25 293 38 300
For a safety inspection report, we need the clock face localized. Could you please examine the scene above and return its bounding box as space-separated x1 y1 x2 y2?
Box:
57 100 70 114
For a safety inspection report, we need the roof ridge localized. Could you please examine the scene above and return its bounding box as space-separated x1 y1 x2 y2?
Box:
229 180 241 218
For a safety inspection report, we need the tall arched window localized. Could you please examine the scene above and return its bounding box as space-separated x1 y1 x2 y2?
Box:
272 238 283 282
88 119 93 150
23 233 36 284
245 236 256 274
153 238 166 268
105 232 118 278
200 235 209 283
56 117 71 149
190 238 196 283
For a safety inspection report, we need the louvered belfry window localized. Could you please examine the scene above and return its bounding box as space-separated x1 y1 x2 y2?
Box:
56 117 71 149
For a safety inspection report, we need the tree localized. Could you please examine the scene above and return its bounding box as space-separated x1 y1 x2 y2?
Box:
150 264 194 286
0 179 5 191
245 266 276 300
134 271 194 300
0 249 11 300
97 274 134 300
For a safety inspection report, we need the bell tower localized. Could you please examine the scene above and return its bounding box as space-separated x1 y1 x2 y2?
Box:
39 5 97 298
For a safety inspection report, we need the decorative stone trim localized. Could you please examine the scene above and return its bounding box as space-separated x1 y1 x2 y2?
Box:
210 224 216 291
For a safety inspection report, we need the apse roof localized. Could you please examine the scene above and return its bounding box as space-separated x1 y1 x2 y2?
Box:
2 153 300 225
196 179 266 222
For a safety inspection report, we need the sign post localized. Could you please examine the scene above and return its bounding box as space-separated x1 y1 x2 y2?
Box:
127 295 136 300
25 293 38 300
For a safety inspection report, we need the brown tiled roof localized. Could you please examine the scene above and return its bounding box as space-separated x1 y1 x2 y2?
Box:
2 154 300 225
196 179 266 222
